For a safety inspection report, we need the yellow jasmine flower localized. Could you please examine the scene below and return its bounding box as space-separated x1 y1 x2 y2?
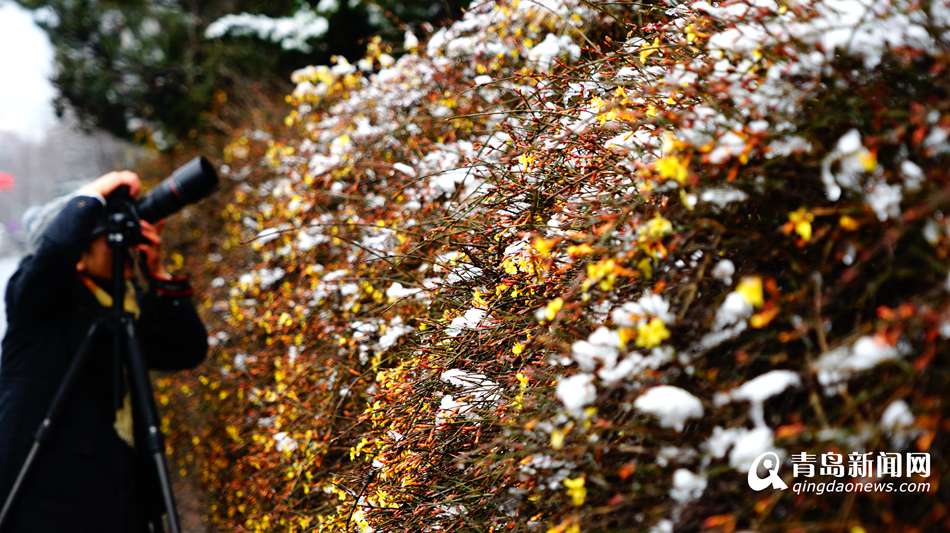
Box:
472 289 489 308
514 373 528 410
736 276 764 307
544 297 564 321
533 237 557 257
584 259 618 291
685 23 700 43
636 317 670 348
656 154 689 183
788 207 814 241
642 215 673 241
331 134 351 152
614 86 631 105
563 476 587 506
640 37 660 63
517 372 529 389
519 152 535 172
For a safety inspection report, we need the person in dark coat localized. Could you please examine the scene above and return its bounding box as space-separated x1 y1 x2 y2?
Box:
0 171 208 532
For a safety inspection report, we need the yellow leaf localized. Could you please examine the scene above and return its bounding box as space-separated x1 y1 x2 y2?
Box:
750 306 780 328
618 327 635 348
567 244 593 257
548 521 581 533
839 215 860 231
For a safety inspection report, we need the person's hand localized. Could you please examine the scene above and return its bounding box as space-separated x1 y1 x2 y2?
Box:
136 219 171 281
78 170 142 199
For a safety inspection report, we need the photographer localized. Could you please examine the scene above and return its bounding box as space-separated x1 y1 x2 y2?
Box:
0 171 208 532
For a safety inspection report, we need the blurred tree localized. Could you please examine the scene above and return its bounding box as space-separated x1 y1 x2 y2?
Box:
14 0 469 149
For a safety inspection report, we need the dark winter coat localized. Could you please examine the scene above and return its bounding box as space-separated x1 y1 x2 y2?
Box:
0 195 208 532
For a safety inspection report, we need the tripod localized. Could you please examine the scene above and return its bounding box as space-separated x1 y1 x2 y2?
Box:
0 191 181 533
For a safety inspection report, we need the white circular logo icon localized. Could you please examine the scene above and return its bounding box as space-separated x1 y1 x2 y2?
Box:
748 451 788 491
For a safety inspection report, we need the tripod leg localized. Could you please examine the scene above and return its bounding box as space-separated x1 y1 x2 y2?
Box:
120 317 181 533
0 320 105 531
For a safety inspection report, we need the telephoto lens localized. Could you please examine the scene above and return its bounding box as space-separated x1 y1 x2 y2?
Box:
137 156 219 222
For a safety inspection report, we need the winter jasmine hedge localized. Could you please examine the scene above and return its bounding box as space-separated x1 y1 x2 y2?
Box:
157 1 949 531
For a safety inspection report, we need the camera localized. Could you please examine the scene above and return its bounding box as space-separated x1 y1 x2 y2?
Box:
100 156 219 242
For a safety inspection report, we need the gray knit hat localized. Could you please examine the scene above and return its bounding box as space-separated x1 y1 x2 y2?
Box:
21 191 105 255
